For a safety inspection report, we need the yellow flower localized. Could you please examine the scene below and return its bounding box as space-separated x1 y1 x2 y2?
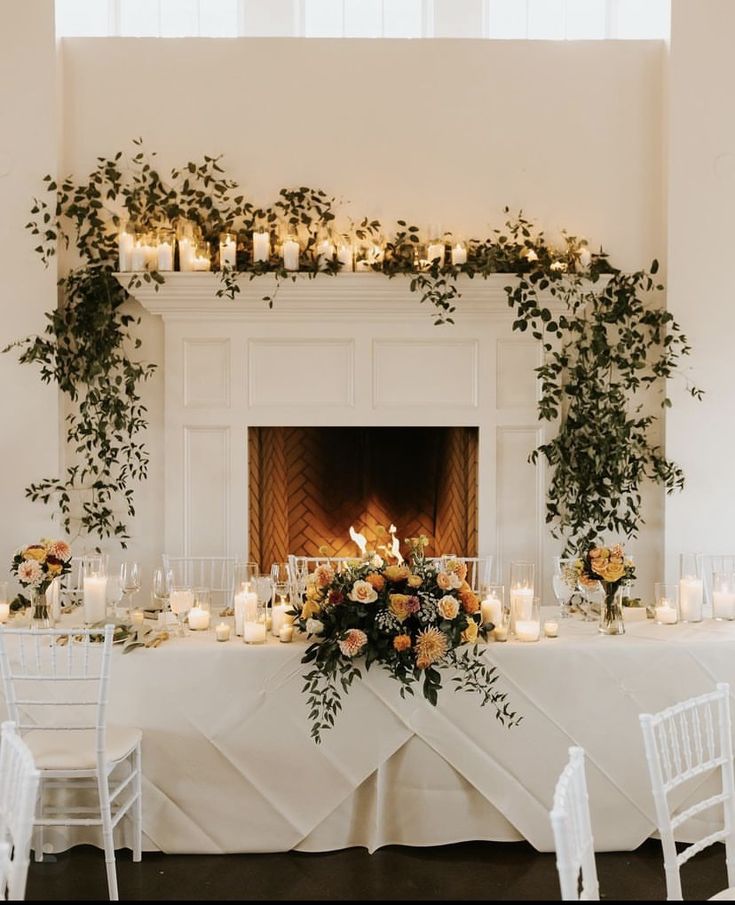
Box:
436 571 452 591
445 558 468 582
600 562 625 583
389 593 415 623
301 599 321 621
414 627 448 670
366 572 385 592
384 564 410 583
407 573 422 589
47 562 62 576
23 545 46 562
462 620 479 644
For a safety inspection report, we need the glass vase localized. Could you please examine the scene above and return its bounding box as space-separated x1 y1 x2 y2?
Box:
30 587 51 630
599 585 625 635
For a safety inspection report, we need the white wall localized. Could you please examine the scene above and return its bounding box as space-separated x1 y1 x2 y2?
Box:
665 0 735 579
0 2 59 591
49 36 666 594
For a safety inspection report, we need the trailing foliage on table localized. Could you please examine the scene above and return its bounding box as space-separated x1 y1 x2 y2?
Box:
7 141 701 550
296 538 521 743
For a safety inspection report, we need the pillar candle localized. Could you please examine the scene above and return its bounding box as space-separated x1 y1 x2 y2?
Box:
510 587 534 621
480 594 502 627
0 603 9 624
118 232 134 271
714 591 735 620
130 241 147 272
144 242 158 270
515 619 540 642
46 579 61 623
157 241 174 272
451 243 467 266
271 602 289 637
243 621 267 644
253 231 270 263
178 237 195 271
188 605 210 630
83 575 107 624
427 242 445 264
282 239 300 271
316 239 334 270
234 588 258 636
220 236 236 268
336 243 353 271
654 602 678 624
679 577 703 622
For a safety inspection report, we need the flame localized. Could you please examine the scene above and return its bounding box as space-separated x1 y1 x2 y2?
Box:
349 525 368 557
388 524 403 564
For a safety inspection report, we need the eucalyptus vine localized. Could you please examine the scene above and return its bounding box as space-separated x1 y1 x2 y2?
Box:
7 142 700 552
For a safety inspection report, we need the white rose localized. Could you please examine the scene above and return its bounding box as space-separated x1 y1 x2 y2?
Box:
306 618 324 635
370 554 384 569
448 572 462 589
349 580 378 604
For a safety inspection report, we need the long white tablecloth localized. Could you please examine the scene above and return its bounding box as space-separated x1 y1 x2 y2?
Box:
22 611 735 854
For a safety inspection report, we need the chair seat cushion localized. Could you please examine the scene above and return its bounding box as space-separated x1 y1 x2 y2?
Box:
710 889 735 900
23 726 141 770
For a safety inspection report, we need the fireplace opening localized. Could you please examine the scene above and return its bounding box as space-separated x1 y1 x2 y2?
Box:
248 426 478 572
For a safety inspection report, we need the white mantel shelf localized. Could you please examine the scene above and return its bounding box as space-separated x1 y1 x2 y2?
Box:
117 271 559 321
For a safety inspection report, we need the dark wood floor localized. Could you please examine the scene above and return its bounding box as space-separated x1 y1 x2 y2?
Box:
23 840 729 900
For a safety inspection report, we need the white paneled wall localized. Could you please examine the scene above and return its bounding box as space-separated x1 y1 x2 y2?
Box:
126 273 553 593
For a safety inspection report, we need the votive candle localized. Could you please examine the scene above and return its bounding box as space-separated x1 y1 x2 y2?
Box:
215 621 231 642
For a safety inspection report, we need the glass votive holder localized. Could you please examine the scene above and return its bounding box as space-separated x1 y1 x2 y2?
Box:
480 584 504 628
188 587 211 631
156 227 175 271
219 232 237 269
713 572 735 621
513 596 541 642
243 596 267 645
654 583 679 624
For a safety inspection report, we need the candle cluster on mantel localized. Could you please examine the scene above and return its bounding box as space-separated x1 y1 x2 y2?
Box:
116 219 470 275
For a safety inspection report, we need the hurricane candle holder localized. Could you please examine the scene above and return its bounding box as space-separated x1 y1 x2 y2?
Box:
233 562 259 636
156 227 175 271
82 554 108 626
679 553 703 623
515 597 541 642
188 587 211 631
713 572 735 620
480 584 504 629
243 590 267 644
252 229 270 263
509 561 535 638
219 232 237 269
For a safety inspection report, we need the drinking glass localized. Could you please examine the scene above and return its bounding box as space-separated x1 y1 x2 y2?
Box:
152 567 174 618
552 557 578 619
169 585 193 638
120 561 141 617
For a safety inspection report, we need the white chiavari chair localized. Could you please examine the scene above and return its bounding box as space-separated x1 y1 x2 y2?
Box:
0 721 40 900
550 746 599 901
162 555 236 610
640 683 735 900
0 626 142 901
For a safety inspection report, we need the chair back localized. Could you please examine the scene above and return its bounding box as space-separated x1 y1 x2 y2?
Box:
162 555 236 609
427 556 494 591
550 747 599 901
639 683 735 899
0 722 40 900
0 626 114 752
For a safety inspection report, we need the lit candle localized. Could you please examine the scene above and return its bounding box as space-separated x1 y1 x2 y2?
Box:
493 624 508 642
279 625 294 643
336 243 353 272
0 603 9 624
188 605 210 630
679 577 703 622
515 619 541 642
271 600 290 637
243 621 267 644
118 231 134 271
510 586 534 621
654 600 678 624
316 239 334 270
282 238 300 271
46 578 60 623
451 243 467 266
253 230 270 263
178 237 195 271
83 575 107 624
144 240 158 270
216 621 231 642
130 241 147 272
191 252 211 272
714 590 735 620
427 242 445 264
220 234 236 268
480 593 502 627
234 586 258 636
131 608 145 626
157 241 174 272
543 620 559 638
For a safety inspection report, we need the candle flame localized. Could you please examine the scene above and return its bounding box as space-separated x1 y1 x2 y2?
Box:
349 525 368 557
388 524 403 564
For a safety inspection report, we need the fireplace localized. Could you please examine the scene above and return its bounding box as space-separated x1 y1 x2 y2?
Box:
248 426 478 570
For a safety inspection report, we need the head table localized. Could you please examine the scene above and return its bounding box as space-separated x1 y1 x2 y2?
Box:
7 609 735 855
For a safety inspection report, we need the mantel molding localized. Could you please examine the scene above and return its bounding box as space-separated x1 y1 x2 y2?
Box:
116 272 570 322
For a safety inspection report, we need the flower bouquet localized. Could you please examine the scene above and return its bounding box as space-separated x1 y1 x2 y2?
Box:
295 536 520 743
574 544 636 635
11 539 73 624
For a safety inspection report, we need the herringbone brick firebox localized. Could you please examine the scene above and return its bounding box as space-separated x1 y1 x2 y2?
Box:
248 427 478 571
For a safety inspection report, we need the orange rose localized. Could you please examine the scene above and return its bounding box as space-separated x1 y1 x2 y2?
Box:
436 571 452 590
393 634 412 652
384 564 410 583
459 585 480 614
437 595 460 620
407 574 422 589
366 572 385 592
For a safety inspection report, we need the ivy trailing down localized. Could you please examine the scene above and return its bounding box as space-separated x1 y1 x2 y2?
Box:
7 142 701 551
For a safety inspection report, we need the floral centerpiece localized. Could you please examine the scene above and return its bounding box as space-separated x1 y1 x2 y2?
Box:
295 536 521 743
11 539 73 624
574 544 636 635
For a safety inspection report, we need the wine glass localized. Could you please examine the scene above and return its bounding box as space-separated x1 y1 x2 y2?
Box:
271 562 291 600
552 557 578 620
169 585 193 638
119 561 141 617
152 567 174 623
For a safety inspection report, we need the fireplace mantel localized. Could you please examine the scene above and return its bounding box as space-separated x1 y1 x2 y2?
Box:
119 269 559 595
117 272 563 321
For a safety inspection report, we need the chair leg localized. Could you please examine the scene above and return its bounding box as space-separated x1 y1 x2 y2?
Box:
97 769 119 900
132 743 142 863
34 778 44 862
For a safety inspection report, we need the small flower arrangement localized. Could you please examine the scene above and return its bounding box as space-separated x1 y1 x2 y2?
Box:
11 539 73 595
296 535 521 743
575 544 635 591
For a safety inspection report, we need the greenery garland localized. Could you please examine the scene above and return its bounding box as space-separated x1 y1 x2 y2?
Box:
6 142 701 552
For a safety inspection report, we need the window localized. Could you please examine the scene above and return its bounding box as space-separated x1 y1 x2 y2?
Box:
55 0 671 40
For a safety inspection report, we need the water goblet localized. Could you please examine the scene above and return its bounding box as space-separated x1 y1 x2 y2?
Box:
120 561 141 617
169 585 193 638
